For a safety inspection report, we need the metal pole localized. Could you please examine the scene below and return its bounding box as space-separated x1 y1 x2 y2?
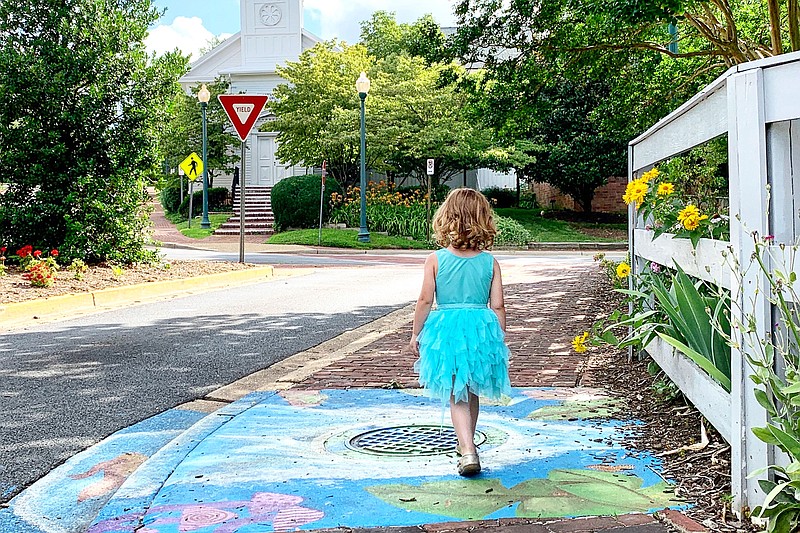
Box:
357 92 370 242
239 141 247 263
201 102 211 229
668 23 679 54
188 180 194 228
318 161 326 246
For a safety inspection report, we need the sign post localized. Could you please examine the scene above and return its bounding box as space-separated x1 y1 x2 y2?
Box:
218 94 270 263
318 160 327 246
426 158 435 242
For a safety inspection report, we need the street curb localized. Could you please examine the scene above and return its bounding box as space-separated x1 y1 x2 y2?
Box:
524 242 628 251
0 266 275 329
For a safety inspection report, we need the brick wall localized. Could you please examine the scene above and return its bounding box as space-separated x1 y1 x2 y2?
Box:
531 176 626 213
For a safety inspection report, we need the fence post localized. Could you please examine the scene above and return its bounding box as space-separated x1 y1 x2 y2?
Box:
727 67 772 514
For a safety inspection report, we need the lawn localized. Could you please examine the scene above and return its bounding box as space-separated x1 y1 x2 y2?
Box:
165 212 233 239
268 229 430 250
495 208 628 242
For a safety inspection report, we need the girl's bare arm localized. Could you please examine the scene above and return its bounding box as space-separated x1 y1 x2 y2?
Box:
410 253 437 355
489 258 506 331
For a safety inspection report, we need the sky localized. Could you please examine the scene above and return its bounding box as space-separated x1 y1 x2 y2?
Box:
146 0 459 59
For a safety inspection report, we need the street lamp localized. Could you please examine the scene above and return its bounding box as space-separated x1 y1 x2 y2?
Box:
198 84 211 229
356 72 370 243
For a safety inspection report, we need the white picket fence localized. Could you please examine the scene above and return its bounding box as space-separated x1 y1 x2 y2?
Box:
629 50 800 513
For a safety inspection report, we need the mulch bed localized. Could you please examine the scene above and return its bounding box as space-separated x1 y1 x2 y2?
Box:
0 260 257 305
586 279 758 532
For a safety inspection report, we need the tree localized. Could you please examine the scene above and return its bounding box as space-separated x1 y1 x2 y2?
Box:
268 41 527 190
453 0 800 69
268 41 373 187
370 56 520 188
161 77 240 186
360 11 450 64
0 0 185 263
523 77 628 212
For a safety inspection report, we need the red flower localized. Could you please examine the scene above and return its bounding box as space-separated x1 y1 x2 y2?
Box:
33 250 42 258
17 245 32 258
0 246 6 254
51 249 59 257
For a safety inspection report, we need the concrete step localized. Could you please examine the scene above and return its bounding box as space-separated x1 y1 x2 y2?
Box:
213 228 273 235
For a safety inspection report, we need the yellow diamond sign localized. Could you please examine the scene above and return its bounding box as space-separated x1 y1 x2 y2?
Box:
180 153 203 182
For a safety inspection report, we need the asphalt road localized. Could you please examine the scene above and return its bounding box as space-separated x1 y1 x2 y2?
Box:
0 264 421 502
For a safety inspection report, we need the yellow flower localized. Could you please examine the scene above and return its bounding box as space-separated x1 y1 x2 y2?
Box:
572 332 589 354
677 204 709 231
657 183 674 196
616 262 631 279
622 178 648 208
641 168 660 183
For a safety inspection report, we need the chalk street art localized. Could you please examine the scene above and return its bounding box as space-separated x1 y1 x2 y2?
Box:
2 388 683 533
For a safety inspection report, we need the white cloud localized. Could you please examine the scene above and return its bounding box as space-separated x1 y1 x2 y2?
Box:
146 16 232 59
304 0 457 43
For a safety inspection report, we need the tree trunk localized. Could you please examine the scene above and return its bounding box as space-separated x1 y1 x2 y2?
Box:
790 0 800 51
767 0 784 54
579 191 593 214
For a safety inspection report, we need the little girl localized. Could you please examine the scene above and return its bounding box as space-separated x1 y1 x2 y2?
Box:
409 188 512 477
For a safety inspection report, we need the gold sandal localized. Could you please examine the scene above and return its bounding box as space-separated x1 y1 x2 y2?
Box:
457 453 481 477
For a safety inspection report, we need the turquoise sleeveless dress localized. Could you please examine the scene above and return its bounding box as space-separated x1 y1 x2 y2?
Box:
415 248 512 403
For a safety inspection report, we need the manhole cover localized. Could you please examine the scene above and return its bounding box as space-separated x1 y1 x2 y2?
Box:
347 425 487 456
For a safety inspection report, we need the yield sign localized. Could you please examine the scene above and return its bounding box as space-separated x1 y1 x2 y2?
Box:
218 94 270 142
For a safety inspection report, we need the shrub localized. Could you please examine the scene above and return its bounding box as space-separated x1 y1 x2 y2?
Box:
272 174 343 230
159 181 183 214
494 216 532 246
178 187 230 217
482 187 517 208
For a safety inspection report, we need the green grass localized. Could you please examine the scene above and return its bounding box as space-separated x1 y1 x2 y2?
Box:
165 212 233 239
268 228 431 249
495 208 628 242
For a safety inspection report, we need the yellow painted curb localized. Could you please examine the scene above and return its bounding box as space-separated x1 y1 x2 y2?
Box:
0 266 275 329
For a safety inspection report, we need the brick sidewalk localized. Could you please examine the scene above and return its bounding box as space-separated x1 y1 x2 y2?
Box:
296 261 602 390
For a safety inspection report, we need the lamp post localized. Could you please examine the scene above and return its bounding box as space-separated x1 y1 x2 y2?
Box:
356 72 370 243
198 84 211 229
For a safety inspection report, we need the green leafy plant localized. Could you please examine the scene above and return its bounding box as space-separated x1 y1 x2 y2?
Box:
726 234 800 530
494 216 532 246
329 180 430 241
589 262 731 392
67 258 88 280
110 264 124 279
178 187 230 217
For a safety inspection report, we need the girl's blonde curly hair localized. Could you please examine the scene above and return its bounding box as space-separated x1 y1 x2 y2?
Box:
432 188 497 250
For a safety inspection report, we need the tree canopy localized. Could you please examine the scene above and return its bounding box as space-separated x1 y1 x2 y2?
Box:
0 0 185 262
267 36 527 189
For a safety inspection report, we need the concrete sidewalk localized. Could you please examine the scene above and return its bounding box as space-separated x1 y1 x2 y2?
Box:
0 262 696 533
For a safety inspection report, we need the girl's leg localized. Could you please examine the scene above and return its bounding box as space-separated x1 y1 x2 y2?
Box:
450 395 477 454
468 392 480 437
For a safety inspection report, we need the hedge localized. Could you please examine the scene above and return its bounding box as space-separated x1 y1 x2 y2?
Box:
272 174 342 231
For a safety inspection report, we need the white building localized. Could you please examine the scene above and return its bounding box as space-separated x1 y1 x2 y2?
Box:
180 0 516 191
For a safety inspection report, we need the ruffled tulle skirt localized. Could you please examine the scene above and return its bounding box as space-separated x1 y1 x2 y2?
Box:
414 307 511 404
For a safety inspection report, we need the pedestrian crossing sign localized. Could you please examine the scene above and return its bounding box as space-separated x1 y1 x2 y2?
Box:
179 153 203 182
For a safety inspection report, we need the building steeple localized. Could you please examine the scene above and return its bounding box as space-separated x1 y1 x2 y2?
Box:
240 0 304 72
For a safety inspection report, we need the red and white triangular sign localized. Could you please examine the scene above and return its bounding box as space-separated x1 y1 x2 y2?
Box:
218 94 270 142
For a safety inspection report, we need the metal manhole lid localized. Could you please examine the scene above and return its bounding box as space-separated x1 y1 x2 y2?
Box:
346 425 487 456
